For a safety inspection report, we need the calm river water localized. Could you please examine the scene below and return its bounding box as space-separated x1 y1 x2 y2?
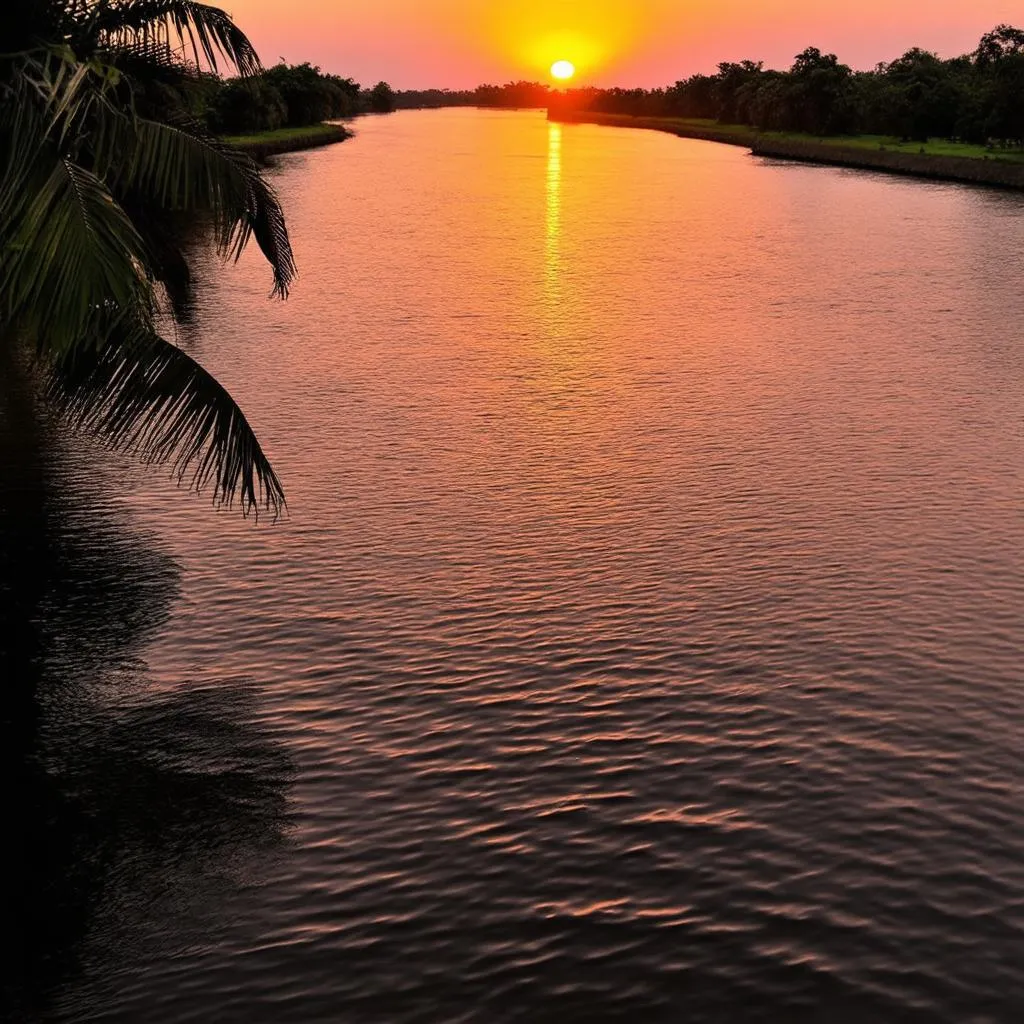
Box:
3 109 1023 1022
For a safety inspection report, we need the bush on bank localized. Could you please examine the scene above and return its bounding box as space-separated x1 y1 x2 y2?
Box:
200 63 395 135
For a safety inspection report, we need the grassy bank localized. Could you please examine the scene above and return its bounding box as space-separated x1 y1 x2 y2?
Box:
551 113 757 148
550 112 1024 189
224 123 351 160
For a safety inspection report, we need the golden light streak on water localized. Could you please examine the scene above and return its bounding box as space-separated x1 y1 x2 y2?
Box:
544 121 564 312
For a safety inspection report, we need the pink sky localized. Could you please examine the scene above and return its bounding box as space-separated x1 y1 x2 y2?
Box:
223 1 1022 88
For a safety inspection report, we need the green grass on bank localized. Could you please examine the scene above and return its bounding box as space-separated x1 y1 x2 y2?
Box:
581 114 753 140
808 134 1024 162
569 114 1024 163
223 123 350 148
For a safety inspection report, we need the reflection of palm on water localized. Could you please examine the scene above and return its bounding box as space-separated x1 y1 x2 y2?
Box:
0 397 292 1021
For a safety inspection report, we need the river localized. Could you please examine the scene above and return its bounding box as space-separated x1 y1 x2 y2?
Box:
3 109 1023 1022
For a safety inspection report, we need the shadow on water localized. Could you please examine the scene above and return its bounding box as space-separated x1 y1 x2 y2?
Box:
0 360 293 1021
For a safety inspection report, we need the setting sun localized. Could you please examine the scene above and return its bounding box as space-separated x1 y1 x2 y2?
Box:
551 59 576 81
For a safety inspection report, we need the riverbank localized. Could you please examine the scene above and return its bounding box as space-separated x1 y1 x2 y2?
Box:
224 123 352 161
550 111 1024 190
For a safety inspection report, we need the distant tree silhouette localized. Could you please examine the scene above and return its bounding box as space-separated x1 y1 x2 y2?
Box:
206 63 364 134
396 82 550 110
544 26 1024 148
369 81 396 113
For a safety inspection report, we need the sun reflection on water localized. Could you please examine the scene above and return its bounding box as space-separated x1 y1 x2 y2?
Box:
544 121 563 307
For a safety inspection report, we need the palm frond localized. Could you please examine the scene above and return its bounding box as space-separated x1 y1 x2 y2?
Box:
1 153 154 355
47 325 285 516
2 10 290 517
100 41 195 85
119 196 197 318
121 113 295 296
95 0 263 76
0 70 47 218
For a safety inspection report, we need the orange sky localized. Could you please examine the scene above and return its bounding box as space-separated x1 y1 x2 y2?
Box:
224 1 1022 88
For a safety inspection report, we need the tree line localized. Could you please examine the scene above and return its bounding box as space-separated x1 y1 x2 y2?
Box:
396 81 550 110
549 26 1024 145
200 63 396 135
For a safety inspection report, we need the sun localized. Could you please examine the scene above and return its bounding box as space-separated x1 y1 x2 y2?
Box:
550 60 576 82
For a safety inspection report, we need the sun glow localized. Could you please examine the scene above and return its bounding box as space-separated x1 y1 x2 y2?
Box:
551 60 576 81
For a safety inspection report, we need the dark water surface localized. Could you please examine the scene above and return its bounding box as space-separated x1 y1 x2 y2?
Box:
3 109 1023 1022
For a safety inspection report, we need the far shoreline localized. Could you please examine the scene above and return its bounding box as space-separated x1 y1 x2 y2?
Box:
549 110 1024 191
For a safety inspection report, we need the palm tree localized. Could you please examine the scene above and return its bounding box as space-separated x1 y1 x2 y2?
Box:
1 1 297 515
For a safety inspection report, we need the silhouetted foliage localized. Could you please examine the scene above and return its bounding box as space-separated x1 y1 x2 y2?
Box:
394 88 475 109
204 62 365 134
368 80 396 113
396 81 550 110
544 27 1024 147
1 0 294 515
206 76 289 133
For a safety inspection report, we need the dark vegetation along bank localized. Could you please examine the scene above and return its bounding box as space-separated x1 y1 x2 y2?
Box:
548 26 1024 189
200 63 396 136
551 26 1024 144
197 63 396 157
395 81 551 110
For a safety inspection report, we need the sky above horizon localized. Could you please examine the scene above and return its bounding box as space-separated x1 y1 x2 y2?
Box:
224 1 1022 88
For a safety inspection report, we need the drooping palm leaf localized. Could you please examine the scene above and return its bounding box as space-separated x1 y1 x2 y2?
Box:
122 113 295 295
94 0 263 76
1 153 155 355
119 198 197 317
2 2 294 515
47 327 285 515
0 72 45 218
0 47 154 353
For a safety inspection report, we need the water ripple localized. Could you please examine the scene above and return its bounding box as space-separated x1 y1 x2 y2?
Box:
4 109 1022 1023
